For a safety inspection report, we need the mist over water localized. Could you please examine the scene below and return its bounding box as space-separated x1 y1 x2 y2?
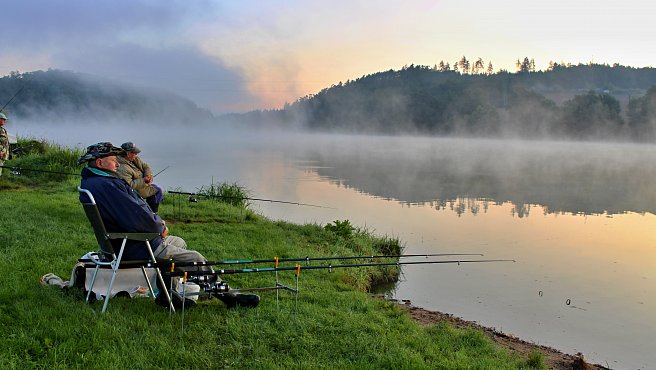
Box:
12 121 656 368
293 135 656 216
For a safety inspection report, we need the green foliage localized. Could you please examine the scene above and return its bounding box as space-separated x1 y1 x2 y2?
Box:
10 138 46 157
196 181 251 209
560 91 624 138
0 70 215 125
0 182 538 369
524 350 546 369
628 85 656 140
227 64 656 140
2 137 82 186
371 235 402 256
324 219 354 239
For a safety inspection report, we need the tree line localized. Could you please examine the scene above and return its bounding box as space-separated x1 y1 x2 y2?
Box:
0 69 214 125
3 65 656 141
254 62 656 141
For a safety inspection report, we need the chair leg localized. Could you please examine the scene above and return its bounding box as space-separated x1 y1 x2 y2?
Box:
101 237 129 314
145 241 175 312
86 265 101 304
154 268 175 312
141 266 156 301
101 262 120 314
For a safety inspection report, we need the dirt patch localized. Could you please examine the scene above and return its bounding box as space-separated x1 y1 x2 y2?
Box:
382 297 608 370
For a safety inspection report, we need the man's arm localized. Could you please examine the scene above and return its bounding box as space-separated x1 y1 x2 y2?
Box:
116 161 148 189
134 156 153 178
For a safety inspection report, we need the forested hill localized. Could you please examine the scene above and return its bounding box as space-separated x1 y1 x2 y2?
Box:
0 70 215 125
5 66 656 140
240 64 656 141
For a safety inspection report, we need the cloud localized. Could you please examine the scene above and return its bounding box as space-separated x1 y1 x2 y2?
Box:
3 0 656 113
59 43 261 113
1 0 259 112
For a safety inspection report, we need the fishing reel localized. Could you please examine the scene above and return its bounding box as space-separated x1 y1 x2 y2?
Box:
211 281 230 293
193 275 230 294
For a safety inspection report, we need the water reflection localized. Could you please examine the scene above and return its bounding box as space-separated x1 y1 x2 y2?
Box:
13 125 656 368
297 136 656 216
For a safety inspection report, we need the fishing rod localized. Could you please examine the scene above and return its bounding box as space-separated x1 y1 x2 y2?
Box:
0 165 170 177
164 259 516 277
1 75 34 112
154 165 170 177
0 165 81 177
168 190 334 209
1 164 168 178
154 253 486 267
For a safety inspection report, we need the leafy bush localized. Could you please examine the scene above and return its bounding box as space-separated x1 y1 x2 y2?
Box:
197 181 251 209
372 235 402 256
3 137 83 185
324 219 354 239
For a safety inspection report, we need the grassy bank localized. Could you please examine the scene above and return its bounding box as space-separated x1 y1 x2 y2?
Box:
0 144 543 369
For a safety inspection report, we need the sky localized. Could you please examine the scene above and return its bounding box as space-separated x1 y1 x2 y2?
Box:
1 0 655 113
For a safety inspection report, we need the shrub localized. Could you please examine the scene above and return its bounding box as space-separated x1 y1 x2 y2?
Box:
3 137 83 185
324 219 354 239
197 181 251 209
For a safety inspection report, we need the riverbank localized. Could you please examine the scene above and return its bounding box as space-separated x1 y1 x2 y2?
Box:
384 297 607 370
0 171 599 369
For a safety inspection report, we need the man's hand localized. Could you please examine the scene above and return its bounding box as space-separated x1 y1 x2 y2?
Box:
144 175 153 184
161 226 169 238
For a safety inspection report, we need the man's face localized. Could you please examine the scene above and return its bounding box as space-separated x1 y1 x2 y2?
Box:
0 118 6 126
95 155 120 172
126 151 137 161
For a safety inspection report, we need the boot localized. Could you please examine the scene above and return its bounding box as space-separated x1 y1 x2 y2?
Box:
214 292 260 309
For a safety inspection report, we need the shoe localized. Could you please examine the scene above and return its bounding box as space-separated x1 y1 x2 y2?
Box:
214 292 260 309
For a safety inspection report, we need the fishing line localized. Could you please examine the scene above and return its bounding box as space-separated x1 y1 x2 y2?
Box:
0 165 81 177
168 190 333 209
1 75 34 112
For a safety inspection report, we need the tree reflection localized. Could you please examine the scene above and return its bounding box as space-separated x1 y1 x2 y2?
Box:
297 137 656 217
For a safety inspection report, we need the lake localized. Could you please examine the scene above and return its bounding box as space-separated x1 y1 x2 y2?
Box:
14 123 656 369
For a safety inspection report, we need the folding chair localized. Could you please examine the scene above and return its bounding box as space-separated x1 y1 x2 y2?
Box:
78 187 175 313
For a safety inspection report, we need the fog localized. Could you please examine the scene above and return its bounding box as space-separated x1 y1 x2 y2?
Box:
10 121 656 368
11 119 656 218
288 135 656 216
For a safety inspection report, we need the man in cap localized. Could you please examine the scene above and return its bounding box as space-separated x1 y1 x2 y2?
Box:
116 142 163 212
0 112 9 176
77 142 259 309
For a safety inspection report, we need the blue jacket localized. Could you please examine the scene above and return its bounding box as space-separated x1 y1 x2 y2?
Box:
80 166 165 260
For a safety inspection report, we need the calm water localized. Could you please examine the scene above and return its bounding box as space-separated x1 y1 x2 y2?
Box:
14 123 656 369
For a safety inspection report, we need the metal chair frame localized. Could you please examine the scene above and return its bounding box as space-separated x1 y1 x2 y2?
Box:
78 187 175 313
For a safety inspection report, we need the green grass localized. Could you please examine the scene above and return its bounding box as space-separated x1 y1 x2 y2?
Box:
0 141 537 369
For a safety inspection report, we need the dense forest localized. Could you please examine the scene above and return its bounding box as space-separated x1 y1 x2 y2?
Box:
239 61 656 141
3 63 656 140
0 70 215 125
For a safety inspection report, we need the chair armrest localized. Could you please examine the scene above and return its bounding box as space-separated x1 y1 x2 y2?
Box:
106 232 161 241
79 259 156 268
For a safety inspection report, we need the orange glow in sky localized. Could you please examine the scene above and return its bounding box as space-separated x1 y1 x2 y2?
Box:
2 0 656 112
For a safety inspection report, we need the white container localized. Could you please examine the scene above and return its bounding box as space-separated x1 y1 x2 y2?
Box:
176 279 200 301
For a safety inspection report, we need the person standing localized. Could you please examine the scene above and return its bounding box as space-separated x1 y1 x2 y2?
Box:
116 142 163 212
0 112 10 177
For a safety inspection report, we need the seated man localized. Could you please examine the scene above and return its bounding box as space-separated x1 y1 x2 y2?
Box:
77 142 259 309
116 142 163 212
